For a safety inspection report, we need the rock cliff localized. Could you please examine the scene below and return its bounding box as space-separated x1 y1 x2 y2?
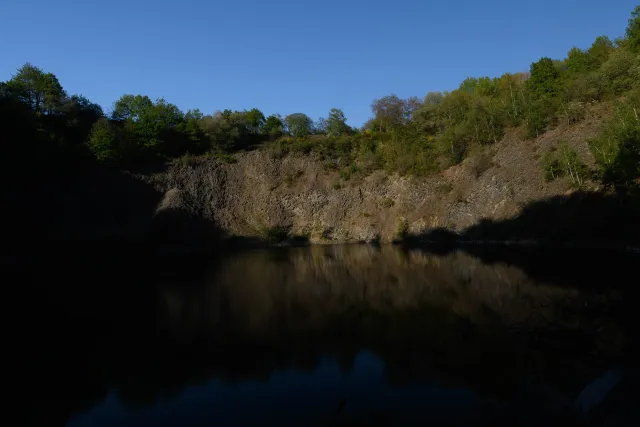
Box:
143 114 605 244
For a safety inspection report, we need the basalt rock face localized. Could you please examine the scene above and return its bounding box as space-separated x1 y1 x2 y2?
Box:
143 114 604 244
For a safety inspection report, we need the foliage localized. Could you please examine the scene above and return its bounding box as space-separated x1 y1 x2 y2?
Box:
245 108 265 134
598 49 636 95
528 57 561 100
395 217 409 241
324 108 351 136
541 141 587 187
370 95 421 132
3 5 640 188
87 118 120 163
284 113 314 137
589 95 640 191
6 63 66 115
626 5 640 52
264 114 284 135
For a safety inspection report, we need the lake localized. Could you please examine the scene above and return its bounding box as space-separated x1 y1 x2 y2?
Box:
6 244 639 426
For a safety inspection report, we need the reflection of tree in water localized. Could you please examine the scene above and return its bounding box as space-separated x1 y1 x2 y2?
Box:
155 246 629 393
8 245 636 425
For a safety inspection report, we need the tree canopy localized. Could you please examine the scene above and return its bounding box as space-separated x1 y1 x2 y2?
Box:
2 5 640 191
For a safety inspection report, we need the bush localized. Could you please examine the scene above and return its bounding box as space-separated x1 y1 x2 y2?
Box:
86 118 119 163
541 149 563 181
558 101 586 125
589 98 640 190
565 72 604 102
542 141 587 186
395 217 409 241
599 49 636 95
525 98 559 138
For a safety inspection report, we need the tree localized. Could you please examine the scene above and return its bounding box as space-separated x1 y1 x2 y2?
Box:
201 109 250 150
60 95 104 146
423 92 445 106
6 63 65 115
87 118 119 163
588 36 615 65
111 94 154 121
244 108 265 134
325 108 350 136
414 93 446 135
527 57 561 99
370 95 419 131
284 113 313 137
495 73 527 125
109 94 190 156
599 49 636 95
566 47 596 74
626 5 640 52
263 114 284 135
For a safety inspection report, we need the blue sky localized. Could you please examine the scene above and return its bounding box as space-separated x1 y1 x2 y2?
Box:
1 0 636 126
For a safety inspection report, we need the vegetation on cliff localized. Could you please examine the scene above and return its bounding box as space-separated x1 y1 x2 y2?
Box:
2 7 639 196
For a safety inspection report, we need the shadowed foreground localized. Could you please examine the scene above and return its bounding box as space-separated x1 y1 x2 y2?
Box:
5 245 638 426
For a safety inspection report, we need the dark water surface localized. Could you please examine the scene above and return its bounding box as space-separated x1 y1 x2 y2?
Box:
6 245 639 426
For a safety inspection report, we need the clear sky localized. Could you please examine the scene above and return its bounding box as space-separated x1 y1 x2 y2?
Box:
1 0 637 126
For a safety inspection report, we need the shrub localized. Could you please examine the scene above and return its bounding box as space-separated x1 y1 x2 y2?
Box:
541 149 563 181
525 98 559 138
395 217 409 241
599 49 636 95
565 72 604 102
87 118 119 163
558 101 586 125
542 141 587 186
589 98 640 190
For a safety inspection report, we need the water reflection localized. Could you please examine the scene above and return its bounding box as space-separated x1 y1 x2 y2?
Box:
8 245 636 426
69 351 479 427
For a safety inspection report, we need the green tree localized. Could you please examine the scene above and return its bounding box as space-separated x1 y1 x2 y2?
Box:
495 73 527 125
590 94 640 191
599 49 636 95
109 94 190 157
263 114 284 135
245 108 266 134
111 94 154 121
87 118 119 163
6 63 66 115
284 113 313 137
566 47 596 74
423 91 445 106
325 108 350 136
60 95 104 146
370 95 407 131
527 57 561 99
588 36 615 65
625 5 640 52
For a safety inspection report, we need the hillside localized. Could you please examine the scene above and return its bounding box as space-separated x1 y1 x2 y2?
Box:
3 7 640 250
143 103 638 246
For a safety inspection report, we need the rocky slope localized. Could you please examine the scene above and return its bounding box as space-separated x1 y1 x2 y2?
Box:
142 109 607 244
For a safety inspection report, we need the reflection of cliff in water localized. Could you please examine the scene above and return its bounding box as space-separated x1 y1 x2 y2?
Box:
8 245 635 426
157 246 628 394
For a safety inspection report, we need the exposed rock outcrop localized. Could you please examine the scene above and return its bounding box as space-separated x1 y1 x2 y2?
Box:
143 116 604 244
